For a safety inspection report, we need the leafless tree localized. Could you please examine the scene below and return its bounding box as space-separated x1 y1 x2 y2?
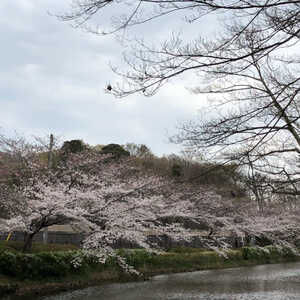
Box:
0 131 61 173
124 142 152 157
58 1 300 95
59 1 300 196
171 26 300 196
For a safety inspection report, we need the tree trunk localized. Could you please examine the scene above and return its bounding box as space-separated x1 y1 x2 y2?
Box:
23 232 35 252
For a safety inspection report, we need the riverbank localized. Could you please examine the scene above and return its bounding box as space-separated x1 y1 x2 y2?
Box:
1 245 300 298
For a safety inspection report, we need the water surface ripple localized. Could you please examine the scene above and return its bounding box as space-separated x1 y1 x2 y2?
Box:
10 262 300 300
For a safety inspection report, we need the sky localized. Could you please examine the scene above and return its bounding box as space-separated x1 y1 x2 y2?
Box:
0 0 211 156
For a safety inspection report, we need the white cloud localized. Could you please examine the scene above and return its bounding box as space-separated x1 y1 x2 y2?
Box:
0 0 207 156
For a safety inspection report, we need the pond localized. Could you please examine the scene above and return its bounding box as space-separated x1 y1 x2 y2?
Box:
8 262 300 300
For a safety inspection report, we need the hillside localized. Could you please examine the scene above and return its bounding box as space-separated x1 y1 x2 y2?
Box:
0 142 300 253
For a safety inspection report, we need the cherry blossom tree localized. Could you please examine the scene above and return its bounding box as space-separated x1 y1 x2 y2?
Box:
0 148 234 254
2 140 300 268
0 150 201 253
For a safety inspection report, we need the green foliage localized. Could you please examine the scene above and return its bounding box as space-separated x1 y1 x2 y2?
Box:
118 248 243 272
242 246 268 260
241 246 299 263
61 140 86 154
171 163 182 177
0 251 20 276
117 247 300 274
100 144 130 158
118 249 154 268
0 250 90 279
149 251 225 270
0 246 299 282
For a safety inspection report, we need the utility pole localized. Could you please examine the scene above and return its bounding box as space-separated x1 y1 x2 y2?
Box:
48 134 54 169
43 133 54 245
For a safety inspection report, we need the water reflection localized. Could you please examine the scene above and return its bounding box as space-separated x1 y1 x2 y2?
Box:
7 262 300 300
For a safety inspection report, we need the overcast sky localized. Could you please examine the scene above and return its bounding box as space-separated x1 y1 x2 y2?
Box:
0 0 210 156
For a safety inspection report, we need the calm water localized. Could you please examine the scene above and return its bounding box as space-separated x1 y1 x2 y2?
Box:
7 262 300 300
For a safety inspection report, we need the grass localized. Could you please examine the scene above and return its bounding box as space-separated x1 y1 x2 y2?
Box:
0 240 78 253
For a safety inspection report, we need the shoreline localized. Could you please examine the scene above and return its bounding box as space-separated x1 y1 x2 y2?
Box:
1 247 300 298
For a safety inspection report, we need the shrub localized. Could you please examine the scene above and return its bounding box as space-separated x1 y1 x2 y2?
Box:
171 163 182 177
241 246 299 263
0 250 92 279
0 251 20 276
118 249 154 268
242 247 268 261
